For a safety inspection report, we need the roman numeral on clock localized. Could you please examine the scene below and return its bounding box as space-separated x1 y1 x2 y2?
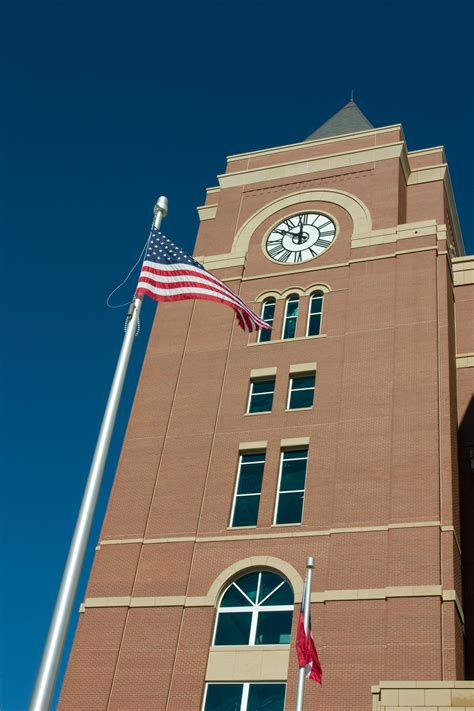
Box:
315 238 332 248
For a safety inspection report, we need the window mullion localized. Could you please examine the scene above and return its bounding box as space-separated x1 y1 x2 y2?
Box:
249 607 259 645
241 683 250 711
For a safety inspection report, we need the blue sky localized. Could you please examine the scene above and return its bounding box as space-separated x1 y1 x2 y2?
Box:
1 0 473 708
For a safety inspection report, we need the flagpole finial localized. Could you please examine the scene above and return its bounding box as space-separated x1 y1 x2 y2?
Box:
307 556 314 568
154 196 168 220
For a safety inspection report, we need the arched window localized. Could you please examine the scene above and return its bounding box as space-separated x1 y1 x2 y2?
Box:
213 571 293 646
257 299 275 343
282 295 299 339
307 291 324 336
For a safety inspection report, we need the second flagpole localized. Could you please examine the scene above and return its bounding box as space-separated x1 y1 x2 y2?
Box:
296 556 314 711
29 197 168 711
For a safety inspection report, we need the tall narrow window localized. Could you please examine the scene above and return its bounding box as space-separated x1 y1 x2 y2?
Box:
247 379 275 414
230 453 265 527
213 571 293 646
288 374 316 410
203 683 286 711
274 449 308 525
258 299 275 343
282 295 299 339
307 291 324 336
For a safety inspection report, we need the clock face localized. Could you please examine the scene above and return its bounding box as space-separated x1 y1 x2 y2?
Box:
265 212 336 264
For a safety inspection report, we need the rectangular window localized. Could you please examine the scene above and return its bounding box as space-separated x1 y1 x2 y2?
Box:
203 683 286 711
287 374 316 410
307 293 324 336
247 379 275 414
230 453 265 528
282 296 299 339
257 300 275 343
274 449 308 525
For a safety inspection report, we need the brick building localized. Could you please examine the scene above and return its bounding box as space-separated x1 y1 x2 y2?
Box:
59 102 474 710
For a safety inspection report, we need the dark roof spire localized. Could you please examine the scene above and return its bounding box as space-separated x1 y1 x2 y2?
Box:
305 100 374 141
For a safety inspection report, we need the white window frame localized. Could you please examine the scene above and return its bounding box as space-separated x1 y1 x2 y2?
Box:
257 299 276 343
229 452 265 528
212 572 293 647
246 378 275 414
281 295 299 339
287 373 316 410
202 682 287 711
273 449 308 525
306 291 324 337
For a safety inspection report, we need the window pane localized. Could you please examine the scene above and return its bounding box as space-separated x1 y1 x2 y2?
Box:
310 295 323 314
289 388 314 410
234 572 259 603
247 683 286 711
262 301 275 321
283 449 307 460
237 462 264 494
292 375 315 391
283 317 297 340
248 392 274 414
251 380 275 395
258 572 285 603
261 580 293 606
204 684 243 711
258 327 272 343
220 584 250 607
255 611 293 644
276 492 304 524
232 495 260 527
215 612 252 645
280 457 307 491
286 299 299 318
241 453 265 464
307 313 321 336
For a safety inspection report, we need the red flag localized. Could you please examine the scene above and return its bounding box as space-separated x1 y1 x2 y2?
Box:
296 582 322 685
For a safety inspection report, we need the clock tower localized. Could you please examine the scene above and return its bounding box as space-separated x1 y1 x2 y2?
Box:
59 101 474 710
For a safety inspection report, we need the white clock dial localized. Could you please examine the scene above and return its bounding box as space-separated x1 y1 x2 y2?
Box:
265 212 336 264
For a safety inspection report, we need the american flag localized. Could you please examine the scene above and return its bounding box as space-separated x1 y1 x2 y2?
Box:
136 229 271 333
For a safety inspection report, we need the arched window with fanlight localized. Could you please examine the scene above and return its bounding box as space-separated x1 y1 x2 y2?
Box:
213 570 294 646
282 294 299 339
306 291 324 336
257 298 275 343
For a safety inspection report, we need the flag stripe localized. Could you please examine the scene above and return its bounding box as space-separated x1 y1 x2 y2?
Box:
137 274 267 324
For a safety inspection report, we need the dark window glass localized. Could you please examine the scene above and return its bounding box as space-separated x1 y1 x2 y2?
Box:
231 454 265 528
282 296 299 339
275 491 305 524
258 300 275 343
288 374 315 410
234 572 260 603
258 572 286 603
247 379 275 414
220 584 249 608
214 612 252 645
247 684 286 711
307 292 324 336
204 684 243 711
261 580 293 606
255 611 293 644
232 496 260 527
280 453 308 491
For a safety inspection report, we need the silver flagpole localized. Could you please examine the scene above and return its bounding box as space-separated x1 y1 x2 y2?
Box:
295 556 314 711
30 197 168 711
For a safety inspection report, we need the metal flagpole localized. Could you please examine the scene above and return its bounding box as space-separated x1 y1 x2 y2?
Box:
29 197 169 711
295 556 314 711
